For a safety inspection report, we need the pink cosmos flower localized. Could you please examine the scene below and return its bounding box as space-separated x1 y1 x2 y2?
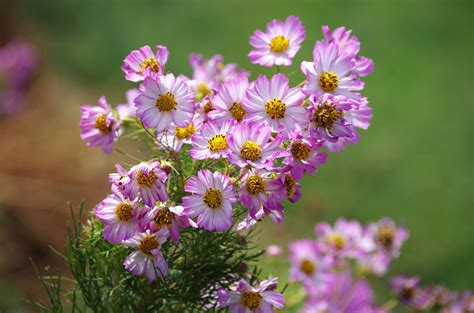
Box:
124 161 169 207
301 40 364 104
121 45 169 82
189 121 233 160
242 74 306 139
139 203 197 244
289 239 332 285
307 94 372 152
283 132 328 180
135 73 195 133
227 121 284 169
248 16 306 67
123 229 170 281
195 94 216 122
315 219 364 259
322 26 374 77
80 96 120 154
116 88 140 119
278 172 302 203
187 54 249 97
208 76 250 126
94 192 140 243
217 278 285 312
239 168 284 219
362 218 409 258
156 112 204 151
182 170 236 231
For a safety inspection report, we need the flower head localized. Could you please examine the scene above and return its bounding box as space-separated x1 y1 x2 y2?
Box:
139 203 197 243
157 112 204 151
80 96 120 154
122 45 169 82
283 132 328 180
362 218 409 258
301 40 364 104
183 170 236 231
248 16 306 67
123 229 170 281
239 168 284 218
135 73 195 133
242 74 306 139
228 121 284 169
315 219 364 259
124 161 169 207
217 278 285 312
307 94 372 152
94 192 140 243
208 76 249 126
289 239 332 284
189 121 233 160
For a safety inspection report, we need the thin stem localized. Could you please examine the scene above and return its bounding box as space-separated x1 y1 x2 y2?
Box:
382 298 399 311
115 148 142 163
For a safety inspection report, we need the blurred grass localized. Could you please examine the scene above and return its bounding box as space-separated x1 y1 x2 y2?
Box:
12 0 474 310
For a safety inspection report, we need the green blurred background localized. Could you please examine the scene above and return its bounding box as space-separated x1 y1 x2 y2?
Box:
0 0 472 311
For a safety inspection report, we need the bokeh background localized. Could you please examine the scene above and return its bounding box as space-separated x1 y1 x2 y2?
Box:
0 0 472 311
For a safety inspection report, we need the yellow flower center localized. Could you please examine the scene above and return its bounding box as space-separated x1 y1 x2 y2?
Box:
140 58 160 73
245 175 265 195
115 203 133 222
312 103 344 129
290 141 311 161
265 98 286 119
319 71 339 92
270 35 290 53
377 226 396 248
284 174 296 197
229 102 247 122
95 114 113 133
241 290 263 309
175 124 195 140
153 206 176 228
203 188 223 209
137 170 157 188
300 258 317 276
207 134 227 152
240 141 262 161
139 235 159 257
156 92 177 112
329 233 346 250
203 101 214 113
198 83 211 96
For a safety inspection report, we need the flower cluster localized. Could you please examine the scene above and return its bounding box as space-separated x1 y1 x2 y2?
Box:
0 39 36 116
288 218 408 312
79 16 374 311
390 275 473 312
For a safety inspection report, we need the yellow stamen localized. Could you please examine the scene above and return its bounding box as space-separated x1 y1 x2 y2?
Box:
265 98 286 119
312 102 344 129
229 102 247 122
240 141 262 161
140 58 160 73
203 188 223 209
245 175 265 195
300 259 317 276
115 203 133 222
328 233 346 250
137 170 157 188
95 114 113 133
270 36 289 53
241 290 263 309
153 206 176 228
207 134 227 152
319 71 339 92
156 92 177 112
175 124 195 140
290 141 311 161
139 236 159 257
377 226 396 248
